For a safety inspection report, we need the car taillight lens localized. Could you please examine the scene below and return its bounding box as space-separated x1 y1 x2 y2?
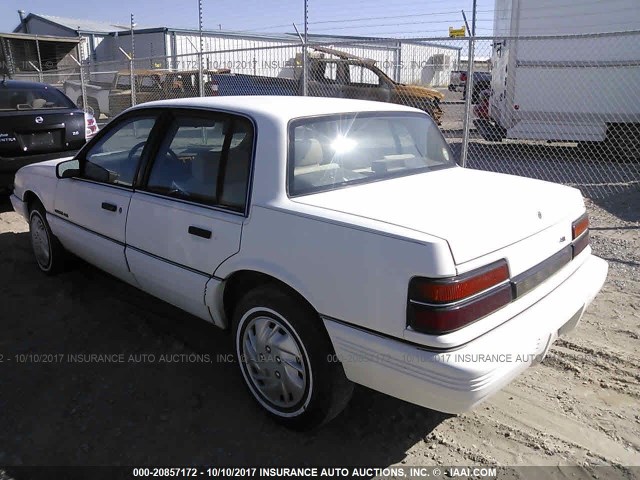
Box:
84 112 99 139
460 72 467 81
408 260 512 335
411 261 509 303
572 212 590 257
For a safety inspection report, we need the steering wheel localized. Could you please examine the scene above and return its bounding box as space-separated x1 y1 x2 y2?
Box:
127 141 180 164
127 141 146 165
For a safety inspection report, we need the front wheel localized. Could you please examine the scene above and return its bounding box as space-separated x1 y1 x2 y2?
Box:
233 284 353 430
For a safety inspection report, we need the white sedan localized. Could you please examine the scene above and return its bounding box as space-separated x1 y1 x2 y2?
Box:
10 96 607 430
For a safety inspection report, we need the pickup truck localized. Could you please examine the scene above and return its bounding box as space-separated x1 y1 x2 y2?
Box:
65 49 445 123
210 47 445 123
64 69 228 119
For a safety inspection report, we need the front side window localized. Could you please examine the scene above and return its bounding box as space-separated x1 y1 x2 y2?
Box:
115 75 131 89
288 112 454 196
139 75 161 91
83 116 157 186
146 113 253 211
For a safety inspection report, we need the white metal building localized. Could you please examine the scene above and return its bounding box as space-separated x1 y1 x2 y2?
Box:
13 13 461 86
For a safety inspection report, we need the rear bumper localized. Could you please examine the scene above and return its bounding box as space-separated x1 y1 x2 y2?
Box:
324 254 608 414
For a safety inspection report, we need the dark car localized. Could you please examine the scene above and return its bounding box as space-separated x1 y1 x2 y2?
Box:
462 71 492 104
0 79 98 191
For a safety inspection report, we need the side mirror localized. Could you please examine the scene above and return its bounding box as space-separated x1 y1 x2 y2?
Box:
56 159 80 179
60 168 80 179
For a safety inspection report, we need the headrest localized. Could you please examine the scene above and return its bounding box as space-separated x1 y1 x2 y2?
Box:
294 138 324 167
32 98 47 108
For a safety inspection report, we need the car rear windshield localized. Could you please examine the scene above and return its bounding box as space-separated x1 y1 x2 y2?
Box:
0 85 75 111
288 112 454 196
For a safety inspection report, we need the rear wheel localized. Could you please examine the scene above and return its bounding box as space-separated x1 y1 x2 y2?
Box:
233 284 353 430
29 202 67 275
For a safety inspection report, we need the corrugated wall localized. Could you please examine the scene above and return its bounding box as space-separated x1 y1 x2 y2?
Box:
399 42 457 86
171 33 300 77
168 32 458 85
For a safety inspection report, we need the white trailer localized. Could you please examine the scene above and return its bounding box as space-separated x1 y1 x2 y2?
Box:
480 0 640 145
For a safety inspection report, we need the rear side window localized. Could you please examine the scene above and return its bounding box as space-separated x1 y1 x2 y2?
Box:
0 85 75 111
145 113 253 212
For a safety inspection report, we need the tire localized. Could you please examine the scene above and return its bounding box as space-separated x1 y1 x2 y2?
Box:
232 284 353 430
29 202 67 275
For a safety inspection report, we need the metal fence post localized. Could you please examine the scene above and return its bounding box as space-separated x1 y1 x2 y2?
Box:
198 0 204 97
460 35 476 168
35 36 43 82
130 14 136 107
302 0 308 96
78 36 87 113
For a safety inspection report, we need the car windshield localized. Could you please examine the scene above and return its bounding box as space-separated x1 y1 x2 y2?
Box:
288 112 454 196
0 85 75 111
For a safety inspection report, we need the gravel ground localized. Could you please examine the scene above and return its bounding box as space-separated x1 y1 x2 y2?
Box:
0 183 638 475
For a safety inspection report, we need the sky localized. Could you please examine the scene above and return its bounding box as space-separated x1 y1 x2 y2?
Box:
0 0 496 38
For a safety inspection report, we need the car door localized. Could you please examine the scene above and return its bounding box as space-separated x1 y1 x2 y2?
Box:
307 60 343 98
52 113 160 283
125 110 253 323
342 64 390 103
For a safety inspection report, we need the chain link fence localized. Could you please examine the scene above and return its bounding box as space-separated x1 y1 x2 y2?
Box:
12 31 639 199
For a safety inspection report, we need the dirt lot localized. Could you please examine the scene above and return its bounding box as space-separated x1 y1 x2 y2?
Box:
0 181 639 474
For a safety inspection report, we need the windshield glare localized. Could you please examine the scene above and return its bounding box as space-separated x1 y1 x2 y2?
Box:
288 112 454 196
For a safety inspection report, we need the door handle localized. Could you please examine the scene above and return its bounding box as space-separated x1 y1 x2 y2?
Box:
101 202 117 212
188 226 212 239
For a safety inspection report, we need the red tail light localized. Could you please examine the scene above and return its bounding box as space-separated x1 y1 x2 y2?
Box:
572 212 590 257
84 112 99 139
412 261 509 303
460 72 467 82
408 260 511 335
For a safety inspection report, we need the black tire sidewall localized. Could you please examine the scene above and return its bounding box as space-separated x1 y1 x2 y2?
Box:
232 284 351 430
29 207 54 273
28 203 64 274
235 306 314 417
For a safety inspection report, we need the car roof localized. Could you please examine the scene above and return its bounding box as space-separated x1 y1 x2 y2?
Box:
133 95 423 120
0 79 57 90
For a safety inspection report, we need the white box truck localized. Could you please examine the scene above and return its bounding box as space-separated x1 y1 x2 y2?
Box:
475 0 640 150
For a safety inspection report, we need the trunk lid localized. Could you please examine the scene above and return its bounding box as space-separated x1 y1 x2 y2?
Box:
292 167 584 265
0 108 85 157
